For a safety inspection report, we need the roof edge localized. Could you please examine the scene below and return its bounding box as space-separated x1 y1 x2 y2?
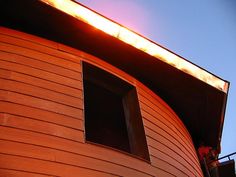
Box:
40 0 229 93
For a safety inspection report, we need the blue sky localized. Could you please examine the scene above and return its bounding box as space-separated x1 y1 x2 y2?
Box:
77 0 236 160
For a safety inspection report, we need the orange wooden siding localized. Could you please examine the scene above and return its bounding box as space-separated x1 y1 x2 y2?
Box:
0 27 203 177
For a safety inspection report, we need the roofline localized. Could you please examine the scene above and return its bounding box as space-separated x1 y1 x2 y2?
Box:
41 0 229 93
218 82 230 151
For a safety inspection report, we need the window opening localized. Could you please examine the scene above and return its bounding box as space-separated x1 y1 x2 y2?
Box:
83 62 149 161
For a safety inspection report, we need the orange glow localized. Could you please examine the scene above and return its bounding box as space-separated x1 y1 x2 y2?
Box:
40 0 228 93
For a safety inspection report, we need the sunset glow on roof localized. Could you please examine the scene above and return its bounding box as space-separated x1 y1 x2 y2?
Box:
40 0 229 93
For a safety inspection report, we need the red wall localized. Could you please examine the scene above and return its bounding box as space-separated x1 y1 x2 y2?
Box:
0 27 203 177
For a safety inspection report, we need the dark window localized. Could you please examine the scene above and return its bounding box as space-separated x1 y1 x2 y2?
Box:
83 62 150 161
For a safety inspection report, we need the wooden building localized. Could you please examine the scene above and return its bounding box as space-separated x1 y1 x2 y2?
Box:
0 0 229 176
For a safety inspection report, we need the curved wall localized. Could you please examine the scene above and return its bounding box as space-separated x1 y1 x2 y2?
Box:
0 27 203 177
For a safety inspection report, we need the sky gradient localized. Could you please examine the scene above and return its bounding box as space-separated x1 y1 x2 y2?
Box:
77 0 236 161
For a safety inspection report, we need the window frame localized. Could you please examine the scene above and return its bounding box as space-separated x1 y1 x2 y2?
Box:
82 61 150 161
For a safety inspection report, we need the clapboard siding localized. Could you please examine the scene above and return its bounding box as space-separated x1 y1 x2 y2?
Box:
145 128 198 174
137 85 202 176
0 51 81 80
147 136 199 176
0 78 81 108
0 139 152 177
0 102 82 130
0 27 203 176
141 107 199 165
137 83 197 150
150 147 192 177
0 168 55 177
0 90 82 119
0 128 153 177
151 155 189 177
144 123 200 173
140 102 192 150
143 117 196 161
0 114 83 142
0 153 116 177
0 126 161 176
137 89 193 143
0 69 82 99
0 33 82 72
0 59 82 89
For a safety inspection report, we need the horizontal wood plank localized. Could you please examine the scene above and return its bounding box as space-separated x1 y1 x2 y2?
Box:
0 40 82 73
138 93 190 138
0 59 82 89
147 136 200 174
0 168 55 177
0 68 11 79
137 86 192 139
145 126 197 163
0 69 82 98
142 109 195 157
0 126 163 176
0 140 152 177
0 114 84 142
0 153 115 177
0 78 82 108
0 101 83 130
142 110 188 146
144 119 197 165
139 94 192 143
149 146 200 177
137 84 175 115
0 50 81 80
0 90 82 119
150 155 188 177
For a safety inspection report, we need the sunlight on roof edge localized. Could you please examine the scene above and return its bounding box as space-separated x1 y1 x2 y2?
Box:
40 0 229 93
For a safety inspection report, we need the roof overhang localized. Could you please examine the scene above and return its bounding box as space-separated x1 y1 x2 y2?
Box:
1 0 229 148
